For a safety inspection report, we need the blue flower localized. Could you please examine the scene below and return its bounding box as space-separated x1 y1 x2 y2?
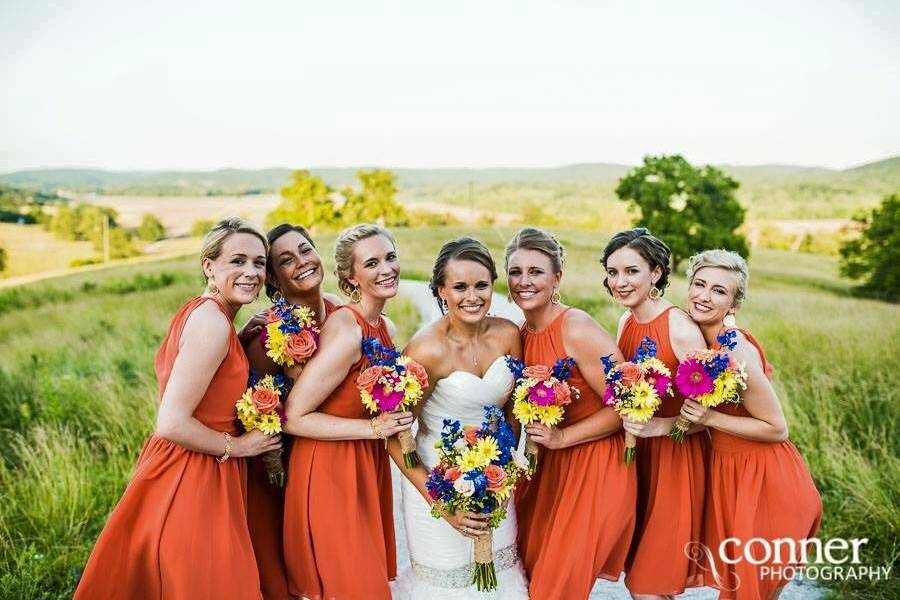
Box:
505 355 525 380
551 357 575 381
716 329 738 351
633 336 658 362
600 354 617 374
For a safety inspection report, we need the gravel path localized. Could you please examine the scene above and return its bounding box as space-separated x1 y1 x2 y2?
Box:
392 280 822 599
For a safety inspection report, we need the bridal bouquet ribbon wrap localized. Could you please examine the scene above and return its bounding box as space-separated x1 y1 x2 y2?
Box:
506 356 578 474
425 406 528 591
670 329 747 442
601 336 672 465
236 371 290 486
356 336 429 467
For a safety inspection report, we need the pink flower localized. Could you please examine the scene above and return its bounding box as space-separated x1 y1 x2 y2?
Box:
285 329 317 361
251 388 281 414
445 466 462 481
675 359 714 397
463 426 480 446
371 371 404 411
523 364 551 381
645 368 672 398
528 381 556 407
552 381 572 405
603 385 617 407
618 362 642 386
356 366 383 393
405 360 429 388
484 465 507 492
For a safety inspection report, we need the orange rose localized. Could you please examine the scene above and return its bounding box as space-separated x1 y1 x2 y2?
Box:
266 309 281 323
618 362 642 386
523 364 551 381
552 380 572 405
251 387 281 414
445 466 462 481
484 464 507 492
463 426 479 446
405 360 429 388
356 365 383 393
285 329 317 362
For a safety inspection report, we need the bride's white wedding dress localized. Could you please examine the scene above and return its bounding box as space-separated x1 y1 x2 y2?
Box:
394 356 530 599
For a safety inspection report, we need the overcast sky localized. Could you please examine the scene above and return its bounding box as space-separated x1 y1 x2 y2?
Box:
2 0 898 172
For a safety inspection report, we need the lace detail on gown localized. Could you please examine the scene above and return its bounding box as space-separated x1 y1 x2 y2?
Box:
393 356 530 599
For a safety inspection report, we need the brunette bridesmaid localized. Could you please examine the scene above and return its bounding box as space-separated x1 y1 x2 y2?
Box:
281 224 413 600
243 224 341 600
73 217 281 599
678 249 822 600
602 227 708 599
508 228 637 600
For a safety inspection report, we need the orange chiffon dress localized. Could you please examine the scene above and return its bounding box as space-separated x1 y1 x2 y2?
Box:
247 298 337 600
516 308 638 600
704 329 822 600
282 305 397 600
620 305 708 595
73 296 262 600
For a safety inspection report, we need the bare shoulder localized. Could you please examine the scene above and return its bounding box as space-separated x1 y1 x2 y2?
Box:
180 299 232 352
728 330 762 370
403 323 448 367
322 306 362 338
562 307 608 338
616 310 631 337
486 316 521 339
668 306 702 337
324 292 343 307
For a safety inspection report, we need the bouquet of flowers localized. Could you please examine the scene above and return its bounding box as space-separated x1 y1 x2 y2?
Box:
262 297 320 370
670 329 748 442
356 336 429 467
506 356 579 473
236 371 289 486
425 406 528 591
601 336 672 465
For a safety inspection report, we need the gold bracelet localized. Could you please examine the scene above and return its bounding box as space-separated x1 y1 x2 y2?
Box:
370 417 386 440
216 432 232 463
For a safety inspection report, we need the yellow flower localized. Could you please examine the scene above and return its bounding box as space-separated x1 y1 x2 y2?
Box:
256 412 283 435
459 448 489 472
474 437 500 464
265 325 291 366
535 404 563 426
513 397 536 424
360 390 378 413
630 381 656 409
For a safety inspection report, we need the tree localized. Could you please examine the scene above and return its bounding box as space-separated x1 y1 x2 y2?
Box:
137 214 166 241
0 244 7 272
839 194 900 302
339 170 409 227
615 155 749 270
265 171 339 230
190 219 216 237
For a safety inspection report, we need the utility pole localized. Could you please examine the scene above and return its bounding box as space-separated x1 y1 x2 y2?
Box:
103 214 110 262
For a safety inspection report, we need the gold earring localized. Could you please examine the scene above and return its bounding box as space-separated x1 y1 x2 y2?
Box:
551 289 561 305
649 286 661 300
272 289 284 302
207 278 218 295
723 313 737 328
441 298 449 312
349 286 362 303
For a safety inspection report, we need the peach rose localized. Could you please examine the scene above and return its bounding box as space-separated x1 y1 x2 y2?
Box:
523 364 551 381
445 466 462 481
251 388 281 414
285 329 317 362
266 309 281 323
484 464 507 492
356 365 383 393
405 360 429 388
618 362 642 386
463 426 479 446
552 381 572 405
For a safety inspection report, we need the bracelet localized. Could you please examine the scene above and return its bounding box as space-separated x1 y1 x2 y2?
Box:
371 417 387 440
216 432 232 463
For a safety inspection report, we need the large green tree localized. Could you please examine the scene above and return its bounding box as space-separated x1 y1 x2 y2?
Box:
339 169 409 227
615 155 749 270
839 194 900 302
137 214 165 241
265 170 339 230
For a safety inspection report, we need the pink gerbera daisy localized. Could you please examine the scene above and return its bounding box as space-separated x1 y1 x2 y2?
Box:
675 359 714 397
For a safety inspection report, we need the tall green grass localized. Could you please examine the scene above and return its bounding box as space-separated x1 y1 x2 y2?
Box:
1 227 897 598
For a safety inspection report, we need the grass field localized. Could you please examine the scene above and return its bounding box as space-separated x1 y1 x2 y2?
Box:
0 226 897 598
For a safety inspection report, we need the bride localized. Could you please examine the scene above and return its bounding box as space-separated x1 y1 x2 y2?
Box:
388 238 530 599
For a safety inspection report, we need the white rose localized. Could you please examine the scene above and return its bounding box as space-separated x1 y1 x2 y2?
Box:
453 477 475 498
453 437 468 452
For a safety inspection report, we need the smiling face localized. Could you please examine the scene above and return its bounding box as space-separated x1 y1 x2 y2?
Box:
506 248 561 312
688 266 740 326
439 258 494 324
202 232 266 306
604 246 662 309
269 230 324 297
347 234 400 301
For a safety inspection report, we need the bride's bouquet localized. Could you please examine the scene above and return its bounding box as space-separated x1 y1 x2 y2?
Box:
601 336 672 465
262 297 320 372
236 371 289 486
506 356 578 474
670 329 747 441
356 336 429 467
425 406 528 591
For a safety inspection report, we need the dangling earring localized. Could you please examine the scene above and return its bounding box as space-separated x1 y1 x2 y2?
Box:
723 313 737 328
206 277 218 296
551 289 561 305
272 289 284 302
441 298 449 312
349 286 362 303
649 286 661 300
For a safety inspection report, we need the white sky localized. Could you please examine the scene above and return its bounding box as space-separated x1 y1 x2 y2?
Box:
2 0 899 172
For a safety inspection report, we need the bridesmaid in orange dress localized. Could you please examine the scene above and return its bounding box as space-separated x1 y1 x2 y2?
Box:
73 218 281 600
281 224 413 600
677 249 822 600
507 228 637 600
242 224 342 600
601 227 709 599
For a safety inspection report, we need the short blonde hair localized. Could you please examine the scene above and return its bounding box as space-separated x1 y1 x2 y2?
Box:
333 224 397 296
200 217 268 281
685 249 749 306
